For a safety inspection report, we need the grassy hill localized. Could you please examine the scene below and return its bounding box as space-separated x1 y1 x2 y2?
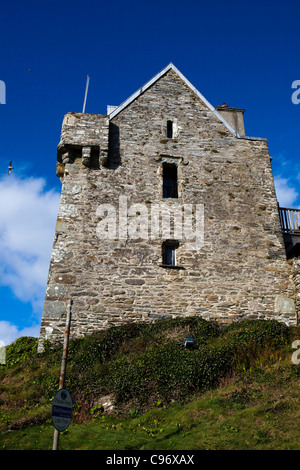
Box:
1 317 300 450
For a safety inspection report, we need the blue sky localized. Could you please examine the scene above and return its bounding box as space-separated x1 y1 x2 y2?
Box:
0 0 300 345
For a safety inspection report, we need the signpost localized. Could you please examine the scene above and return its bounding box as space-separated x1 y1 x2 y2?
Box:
52 299 73 450
52 388 73 432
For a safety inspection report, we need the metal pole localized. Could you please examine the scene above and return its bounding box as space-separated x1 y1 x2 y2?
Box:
82 74 90 113
52 420 60 450
53 299 73 450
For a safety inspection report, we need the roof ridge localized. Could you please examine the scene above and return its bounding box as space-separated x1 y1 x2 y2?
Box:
108 63 240 137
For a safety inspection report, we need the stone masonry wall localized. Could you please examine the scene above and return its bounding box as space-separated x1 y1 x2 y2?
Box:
38 68 297 351
293 259 300 324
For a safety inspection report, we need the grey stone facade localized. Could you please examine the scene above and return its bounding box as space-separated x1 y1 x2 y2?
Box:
38 64 298 352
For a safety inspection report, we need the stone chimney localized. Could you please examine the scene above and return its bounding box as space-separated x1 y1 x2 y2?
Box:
215 103 245 137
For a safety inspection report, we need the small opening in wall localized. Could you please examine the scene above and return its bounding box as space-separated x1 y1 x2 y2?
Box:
167 120 173 138
162 241 179 266
163 163 178 198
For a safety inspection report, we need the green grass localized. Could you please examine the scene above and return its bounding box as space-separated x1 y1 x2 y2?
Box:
1 317 300 450
2 370 300 450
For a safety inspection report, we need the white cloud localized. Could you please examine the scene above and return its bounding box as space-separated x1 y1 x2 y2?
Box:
0 320 40 346
274 176 299 208
0 174 60 315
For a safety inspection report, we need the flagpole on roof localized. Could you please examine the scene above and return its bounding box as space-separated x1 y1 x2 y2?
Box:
82 74 90 113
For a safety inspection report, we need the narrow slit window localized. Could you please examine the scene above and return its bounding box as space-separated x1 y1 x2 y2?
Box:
163 163 178 198
167 120 173 138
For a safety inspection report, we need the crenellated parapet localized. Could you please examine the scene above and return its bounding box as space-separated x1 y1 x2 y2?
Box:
56 112 109 176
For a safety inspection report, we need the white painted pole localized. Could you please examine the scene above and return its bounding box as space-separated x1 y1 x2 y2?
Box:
82 75 90 113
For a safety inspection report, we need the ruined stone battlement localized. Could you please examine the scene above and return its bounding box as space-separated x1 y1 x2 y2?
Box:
56 112 109 176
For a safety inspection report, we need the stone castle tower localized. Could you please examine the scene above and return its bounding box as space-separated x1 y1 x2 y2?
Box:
38 63 299 351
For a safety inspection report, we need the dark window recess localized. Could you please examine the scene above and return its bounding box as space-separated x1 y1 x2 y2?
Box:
163 242 178 266
163 163 178 198
167 120 173 138
164 245 175 266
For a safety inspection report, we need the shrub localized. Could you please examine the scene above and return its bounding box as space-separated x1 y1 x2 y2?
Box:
101 341 234 405
3 318 292 412
63 318 293 407
222 319 290 350
4 337 38 368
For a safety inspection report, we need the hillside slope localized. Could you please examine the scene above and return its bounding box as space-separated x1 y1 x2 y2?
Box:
1 317 300 450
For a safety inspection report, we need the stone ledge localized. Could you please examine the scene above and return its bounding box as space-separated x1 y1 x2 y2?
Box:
159 264 185 270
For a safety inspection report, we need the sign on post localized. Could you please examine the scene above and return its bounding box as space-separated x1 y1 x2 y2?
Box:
51 388 73 432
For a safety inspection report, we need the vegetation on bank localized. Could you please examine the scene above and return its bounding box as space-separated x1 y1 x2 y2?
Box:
1 317 300 450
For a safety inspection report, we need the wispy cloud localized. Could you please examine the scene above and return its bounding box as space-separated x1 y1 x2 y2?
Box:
0 174 60 321
0 320 40 346
274 176 299 208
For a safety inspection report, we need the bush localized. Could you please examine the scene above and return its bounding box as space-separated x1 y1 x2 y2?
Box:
63 318 294 407
66 317 222 373
4 318 292 411
99 340 234 405
223 319 291 348
67 322 149 371
220 320 291 373
4 337 38 368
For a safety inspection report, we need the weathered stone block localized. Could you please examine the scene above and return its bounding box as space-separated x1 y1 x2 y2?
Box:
46 284 68 300
42 300 66 319
275 295 296 315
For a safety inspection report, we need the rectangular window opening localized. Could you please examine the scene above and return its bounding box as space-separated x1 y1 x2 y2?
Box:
163 163 178 198
167 120 173 138
162 241 178 266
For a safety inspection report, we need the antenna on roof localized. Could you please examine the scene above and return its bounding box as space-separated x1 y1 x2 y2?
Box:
82 74 90 113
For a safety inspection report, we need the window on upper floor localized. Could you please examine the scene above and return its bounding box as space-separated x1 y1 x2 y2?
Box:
163 163 178 198
167 120 173 138
162 241 178 266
